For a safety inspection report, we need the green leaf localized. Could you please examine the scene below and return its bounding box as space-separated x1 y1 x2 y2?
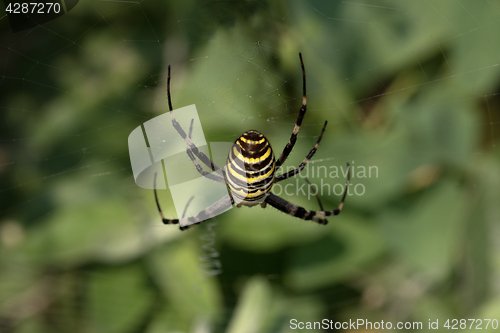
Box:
86 264 154 333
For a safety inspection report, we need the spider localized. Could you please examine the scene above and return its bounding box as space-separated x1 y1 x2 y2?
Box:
154 53 351 231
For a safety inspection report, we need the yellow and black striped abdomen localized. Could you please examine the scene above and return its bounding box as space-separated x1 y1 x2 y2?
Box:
225 130 275 206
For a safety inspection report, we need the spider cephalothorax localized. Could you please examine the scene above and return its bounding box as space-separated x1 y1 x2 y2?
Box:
154 53 350 231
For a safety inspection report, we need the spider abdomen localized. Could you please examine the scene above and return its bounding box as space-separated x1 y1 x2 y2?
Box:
225 130 275 206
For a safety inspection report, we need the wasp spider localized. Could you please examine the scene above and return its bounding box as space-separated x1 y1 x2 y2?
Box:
155 53 351 230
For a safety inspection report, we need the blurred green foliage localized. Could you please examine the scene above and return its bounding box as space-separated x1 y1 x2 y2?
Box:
1 0 500 332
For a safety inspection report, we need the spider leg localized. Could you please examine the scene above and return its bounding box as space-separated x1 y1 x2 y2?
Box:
185 119 225 183
178 194 234 231
167 65 225 178
304 177 327 224
275 53 307 170
275 120 327 182
181 196 195 218
154 173 234 230
265 164 350 224
305 178 326 210
154 172 179 225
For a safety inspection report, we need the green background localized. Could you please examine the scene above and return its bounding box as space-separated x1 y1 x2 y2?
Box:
1 0 500 332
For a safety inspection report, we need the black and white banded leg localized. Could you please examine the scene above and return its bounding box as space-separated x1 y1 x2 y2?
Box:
265 164 351 224
185 119 225 183
154 173 234 230
275 52 308 170
304 177 327 224
274 120 327 182
166 65 225 178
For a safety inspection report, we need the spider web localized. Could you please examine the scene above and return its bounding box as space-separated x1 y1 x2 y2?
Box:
1 0 500 332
